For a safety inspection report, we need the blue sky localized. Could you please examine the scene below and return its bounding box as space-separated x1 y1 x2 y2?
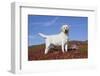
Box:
28 15 88 46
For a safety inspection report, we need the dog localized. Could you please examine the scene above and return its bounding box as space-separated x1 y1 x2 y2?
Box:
38 25 69 54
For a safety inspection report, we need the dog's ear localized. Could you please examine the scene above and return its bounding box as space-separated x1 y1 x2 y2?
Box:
61 26 64 32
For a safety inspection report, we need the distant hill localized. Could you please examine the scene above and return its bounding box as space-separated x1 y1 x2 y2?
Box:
68 40 88 45
29 40 88 48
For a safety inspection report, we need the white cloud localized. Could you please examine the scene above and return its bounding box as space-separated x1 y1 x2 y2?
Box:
44 17 59 26
30 17 59 27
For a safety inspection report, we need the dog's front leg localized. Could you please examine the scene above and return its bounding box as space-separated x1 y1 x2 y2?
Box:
65 44 68 52
62 41 64 53
65 40 68 52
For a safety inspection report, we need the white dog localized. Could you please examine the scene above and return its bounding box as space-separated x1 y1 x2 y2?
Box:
39 25 69 54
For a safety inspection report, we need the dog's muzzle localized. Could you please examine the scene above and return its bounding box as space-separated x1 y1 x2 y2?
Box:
65 30 68 34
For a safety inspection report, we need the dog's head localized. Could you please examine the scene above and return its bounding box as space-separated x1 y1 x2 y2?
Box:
61 25 69 34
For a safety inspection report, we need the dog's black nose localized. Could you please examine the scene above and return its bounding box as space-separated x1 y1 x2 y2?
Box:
65 30 68 34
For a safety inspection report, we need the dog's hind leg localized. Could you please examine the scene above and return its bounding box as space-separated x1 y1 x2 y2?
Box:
45 48 49 54
44 40 50 54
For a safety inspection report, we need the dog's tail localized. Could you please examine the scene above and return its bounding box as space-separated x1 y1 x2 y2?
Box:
38 33 47 38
